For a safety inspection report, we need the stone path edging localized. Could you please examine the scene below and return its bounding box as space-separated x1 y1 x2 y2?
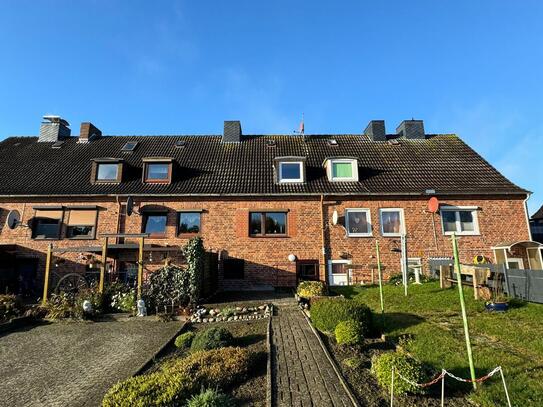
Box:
267 314 273 407
132 321 186 376
300 310 360 407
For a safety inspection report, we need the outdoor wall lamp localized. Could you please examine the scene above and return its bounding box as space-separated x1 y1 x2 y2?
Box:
288 254 297 262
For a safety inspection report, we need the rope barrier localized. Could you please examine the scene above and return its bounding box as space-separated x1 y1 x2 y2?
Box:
389 366 512 407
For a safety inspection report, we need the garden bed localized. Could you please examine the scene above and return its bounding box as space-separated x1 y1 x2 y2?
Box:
141 319 268 406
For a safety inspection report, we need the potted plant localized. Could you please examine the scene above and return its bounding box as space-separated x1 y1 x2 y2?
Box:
485 272 509 312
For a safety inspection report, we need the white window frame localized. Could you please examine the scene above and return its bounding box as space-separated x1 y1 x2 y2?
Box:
329 159 358 182
379 208 405 237
506 258 524 270
440 206 480 236
278 161 304 183
345 208 372 237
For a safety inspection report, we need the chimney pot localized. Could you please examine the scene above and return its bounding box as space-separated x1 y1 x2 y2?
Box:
223 120 242 143
79 122 102 143
38 115 71 142
396 119 425 139
364 120 386 141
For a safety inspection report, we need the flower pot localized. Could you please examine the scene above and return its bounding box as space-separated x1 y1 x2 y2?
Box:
485 301 509 312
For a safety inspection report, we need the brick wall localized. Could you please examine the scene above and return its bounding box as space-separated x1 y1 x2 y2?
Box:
0 194 530 290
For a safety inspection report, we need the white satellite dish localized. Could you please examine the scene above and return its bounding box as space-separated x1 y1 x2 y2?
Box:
332 210 339 225
6 210 21 229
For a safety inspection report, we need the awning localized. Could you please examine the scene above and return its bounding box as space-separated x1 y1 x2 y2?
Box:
491 240 543 250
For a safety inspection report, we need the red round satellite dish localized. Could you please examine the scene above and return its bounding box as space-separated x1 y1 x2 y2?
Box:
428 197 439 213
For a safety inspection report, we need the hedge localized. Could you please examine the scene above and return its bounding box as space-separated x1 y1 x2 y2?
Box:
310 297 372 335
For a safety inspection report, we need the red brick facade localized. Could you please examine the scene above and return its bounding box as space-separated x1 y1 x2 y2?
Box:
0 194 531 291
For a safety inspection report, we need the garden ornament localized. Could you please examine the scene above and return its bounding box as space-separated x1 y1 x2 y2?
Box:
82 300 93 314
137 299 147 317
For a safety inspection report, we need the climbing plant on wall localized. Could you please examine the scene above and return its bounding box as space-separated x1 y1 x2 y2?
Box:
183 236 205 304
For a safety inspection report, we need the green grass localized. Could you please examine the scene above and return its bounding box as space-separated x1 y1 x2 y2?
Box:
333 281 543 407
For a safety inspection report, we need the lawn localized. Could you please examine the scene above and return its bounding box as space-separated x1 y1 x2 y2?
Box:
332 281 543 407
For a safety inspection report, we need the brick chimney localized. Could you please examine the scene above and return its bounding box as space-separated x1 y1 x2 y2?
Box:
79 122 102 143
222 121 242 143
396 119 425 139
38 115 71 142
364 120 386 141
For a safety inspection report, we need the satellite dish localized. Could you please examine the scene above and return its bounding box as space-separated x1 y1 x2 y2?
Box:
428 197 439 213
126 197 134 216
6 210 21 230
332 210 339 225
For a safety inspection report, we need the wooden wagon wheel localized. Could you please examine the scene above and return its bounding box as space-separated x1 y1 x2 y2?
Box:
54 273 88 294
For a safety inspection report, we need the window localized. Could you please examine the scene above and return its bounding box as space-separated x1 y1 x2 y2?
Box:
142 213 168 237
297 260 319 281
249 212 287 236
143 161 172 183
178 212 201 234
507 258 524 270
380 208 405 236
327 158 358 181
67 210 97 239
121 141 138 152
32 209 63 239
96 163 119 182
279 162 303 183
345 209 372 237
440 207 479 235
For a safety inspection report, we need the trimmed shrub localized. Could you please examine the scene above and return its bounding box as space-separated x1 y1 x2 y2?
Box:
335 319 364 345
162 347 254 389
42 292 82 320
102 371 191 407
190 326 234 352
175 331 195 349
311 298 372 335
187 388 236 407
371 351 427 395
297 281 326 299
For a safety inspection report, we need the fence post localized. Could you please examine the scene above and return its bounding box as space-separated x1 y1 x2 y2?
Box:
390 366 394 407
499 367 512 407
502 264 511 297
42 243 53 306
441 369 445 407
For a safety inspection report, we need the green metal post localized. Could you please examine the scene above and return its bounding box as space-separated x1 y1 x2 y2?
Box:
451 233 477 389
376 241 385 328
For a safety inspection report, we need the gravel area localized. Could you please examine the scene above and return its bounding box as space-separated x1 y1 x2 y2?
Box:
0 319 183 407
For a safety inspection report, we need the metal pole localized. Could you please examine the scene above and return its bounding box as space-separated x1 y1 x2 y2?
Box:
99 236 108 293
137 237 145 299
42 243 53 306
401 234 408 296
441 369 445 407
499 367 512 407
376 241 385 316
451 233 477 389
390 366 394 407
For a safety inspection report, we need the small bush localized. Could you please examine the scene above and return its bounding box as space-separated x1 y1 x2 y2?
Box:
371 351 427 395
42 292 82 320
162 347 254 389
187 388 236 407
102 371 190 407
190 326 234 352
335 319 364 345
311 298 372 335
0 294 25 321
75 286 105 313
297 281 326 299
175 331 195 349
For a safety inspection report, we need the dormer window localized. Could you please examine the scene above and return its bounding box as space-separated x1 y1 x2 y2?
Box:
143 158 173 184
91 159 123 183
274 157 306 183
324 158 359 182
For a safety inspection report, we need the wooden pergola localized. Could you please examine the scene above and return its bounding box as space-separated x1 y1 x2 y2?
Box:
41 233 182 305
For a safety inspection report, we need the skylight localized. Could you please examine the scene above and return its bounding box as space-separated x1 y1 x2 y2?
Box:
175 140 186 148
121 141 138 152
327 139 338 146
52 140 65 149
266 140 276 147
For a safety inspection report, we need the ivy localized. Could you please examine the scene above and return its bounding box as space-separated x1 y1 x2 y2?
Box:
183 236 205 305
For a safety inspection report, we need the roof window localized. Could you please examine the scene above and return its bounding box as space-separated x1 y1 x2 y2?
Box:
327 139 338 146
121 141 139 152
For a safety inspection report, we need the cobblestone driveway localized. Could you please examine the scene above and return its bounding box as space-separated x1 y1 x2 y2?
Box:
0 319 183 407
271 304 357 407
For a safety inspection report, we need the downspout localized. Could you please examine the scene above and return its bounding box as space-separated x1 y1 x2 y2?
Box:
523 193 533 241
320 194 327 284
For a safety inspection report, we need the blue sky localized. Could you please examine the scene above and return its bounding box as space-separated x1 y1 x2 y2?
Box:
1 1 542 214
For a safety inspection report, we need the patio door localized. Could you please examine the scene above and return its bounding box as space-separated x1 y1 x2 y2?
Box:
328 259 351 286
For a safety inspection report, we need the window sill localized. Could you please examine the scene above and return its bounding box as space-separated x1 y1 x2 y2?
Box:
346 234 373 238
249 235 289 238
443 232 480 236
32 237 61 241
178 233 200 238
381 233 404 238
146 235 167 239
67 237 97 241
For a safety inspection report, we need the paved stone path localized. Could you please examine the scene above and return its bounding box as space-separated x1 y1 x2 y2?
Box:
0 319 183 407
271 303 356 407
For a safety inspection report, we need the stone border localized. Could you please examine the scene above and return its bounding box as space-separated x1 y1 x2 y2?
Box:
266 312 273 407
300 309 360 407
132 321 186 376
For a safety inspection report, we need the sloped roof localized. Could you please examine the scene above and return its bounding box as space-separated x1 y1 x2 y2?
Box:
532 205 543 220
0 134 527 197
